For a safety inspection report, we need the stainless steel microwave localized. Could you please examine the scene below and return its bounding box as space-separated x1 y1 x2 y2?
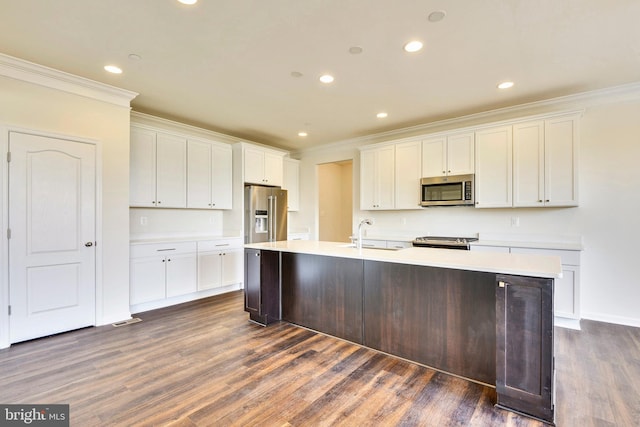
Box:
420 174 475 207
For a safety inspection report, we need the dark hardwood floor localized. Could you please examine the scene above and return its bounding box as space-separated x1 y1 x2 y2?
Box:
1 291 638 426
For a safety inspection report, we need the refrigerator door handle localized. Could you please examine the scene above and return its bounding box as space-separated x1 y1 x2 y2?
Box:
268 195 274 241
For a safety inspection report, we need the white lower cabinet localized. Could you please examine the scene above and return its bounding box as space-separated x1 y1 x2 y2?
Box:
472 244 581 326
130 242 197 305
197 239 243 290
130 238 243 311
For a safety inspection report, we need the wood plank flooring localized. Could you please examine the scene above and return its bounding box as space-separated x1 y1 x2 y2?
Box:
1 290 638 426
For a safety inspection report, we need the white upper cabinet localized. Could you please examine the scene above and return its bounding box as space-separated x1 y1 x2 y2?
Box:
244 146 284 186
130 127 187 208
544 115 579 207
394 140 422 209
513 121 545 207
130 127 157 207
187 140 232 209
422 132 474 178
478 113 579 209
360 145 395 210
283 158 300 211
475 126 513 208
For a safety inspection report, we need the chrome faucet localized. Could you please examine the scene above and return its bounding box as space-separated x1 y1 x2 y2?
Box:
357 218 373 249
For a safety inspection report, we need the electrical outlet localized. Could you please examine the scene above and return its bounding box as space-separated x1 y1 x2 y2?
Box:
511 217 520 227
140 216 147 226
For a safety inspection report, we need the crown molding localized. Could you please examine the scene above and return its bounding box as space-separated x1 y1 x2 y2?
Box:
295 81 640 156
0 53 138 107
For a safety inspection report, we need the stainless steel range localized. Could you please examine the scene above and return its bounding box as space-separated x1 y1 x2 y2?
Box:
412 236 478 250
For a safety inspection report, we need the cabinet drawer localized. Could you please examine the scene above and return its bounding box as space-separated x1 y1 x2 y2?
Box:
510 247 580 265
361 239 387 249
131 241 197 258
386 240 412 249
197 238 242 252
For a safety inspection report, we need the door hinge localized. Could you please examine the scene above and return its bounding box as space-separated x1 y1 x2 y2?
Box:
6 228 10 239
6 152 10 163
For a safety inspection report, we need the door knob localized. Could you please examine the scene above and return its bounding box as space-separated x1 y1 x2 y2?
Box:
85 242 94 247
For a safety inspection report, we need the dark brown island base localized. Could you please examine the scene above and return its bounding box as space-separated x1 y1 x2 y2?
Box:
244 241 561 425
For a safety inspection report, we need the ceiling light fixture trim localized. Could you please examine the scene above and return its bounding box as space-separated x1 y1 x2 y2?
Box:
104 65 123 74
403 41 423 53
498 81 515 89
319 74 335 84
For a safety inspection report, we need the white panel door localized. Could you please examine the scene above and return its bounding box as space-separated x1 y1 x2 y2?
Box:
156 133 187 208
395 140 422 209
211 145 232 209
187 140 213 209
475 126 513 208
421 137 446 177
221 248 243 286
129 127 156 207
9 132 96 343
447 132 475 176
545 116 579 207
513 121 545 207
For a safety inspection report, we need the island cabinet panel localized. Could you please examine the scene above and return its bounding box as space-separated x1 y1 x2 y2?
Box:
496 274 554 424
281 253 364 344
363 261 496 385
244 249 281 325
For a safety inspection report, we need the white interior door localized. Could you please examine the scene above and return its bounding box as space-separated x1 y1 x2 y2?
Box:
9 131 96 343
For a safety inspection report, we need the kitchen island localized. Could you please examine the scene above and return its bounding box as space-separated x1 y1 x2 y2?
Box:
244 240 561 424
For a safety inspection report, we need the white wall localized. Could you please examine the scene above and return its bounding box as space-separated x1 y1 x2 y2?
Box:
293 94 640 327
0 75 133 336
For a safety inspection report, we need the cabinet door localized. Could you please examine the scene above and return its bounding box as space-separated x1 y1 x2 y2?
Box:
130 127 157 207
211 144 232 209
130 255 166 304
156 133 187 208
555 265 578 319
421 137 446 177
513 121 545 207
395 140 422 209
263 152 283 186
496 274 554 423
475 126 513 208
375 146 395 209
244 249 261 314
283 158 300 211
221 248 243 286
187 140 213 209
165 252 197 297
244 148 265 185
360 149 377 209
197 251 222 290
447 132 475 175
545 116 579 207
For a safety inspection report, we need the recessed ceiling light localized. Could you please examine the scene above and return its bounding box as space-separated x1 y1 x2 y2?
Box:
319 74 334 84
104 65 122 74
349 46 363 55
177 0 197 4
428 10 446 22
376 112 388 119
298 132 308 137
403 41 423 53
497 81 515 89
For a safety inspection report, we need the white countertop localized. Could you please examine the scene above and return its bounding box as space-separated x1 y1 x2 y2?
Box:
245 240 562 279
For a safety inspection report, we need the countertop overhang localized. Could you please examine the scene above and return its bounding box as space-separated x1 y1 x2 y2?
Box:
244 240 562 279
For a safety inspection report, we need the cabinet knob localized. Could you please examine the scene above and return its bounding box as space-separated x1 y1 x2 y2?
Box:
157 201 162 204
545 199 550 202
538 200 543 203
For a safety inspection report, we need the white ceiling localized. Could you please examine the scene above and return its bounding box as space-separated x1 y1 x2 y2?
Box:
1 0 639 151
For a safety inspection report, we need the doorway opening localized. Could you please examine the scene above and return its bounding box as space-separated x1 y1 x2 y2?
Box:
318 160 353 243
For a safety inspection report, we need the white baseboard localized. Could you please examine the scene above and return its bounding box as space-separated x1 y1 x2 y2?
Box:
554 317 581 330
129 283 242 314
581 311 640 328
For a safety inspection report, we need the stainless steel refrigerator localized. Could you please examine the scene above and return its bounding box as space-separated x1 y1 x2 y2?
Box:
244 185 288 243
